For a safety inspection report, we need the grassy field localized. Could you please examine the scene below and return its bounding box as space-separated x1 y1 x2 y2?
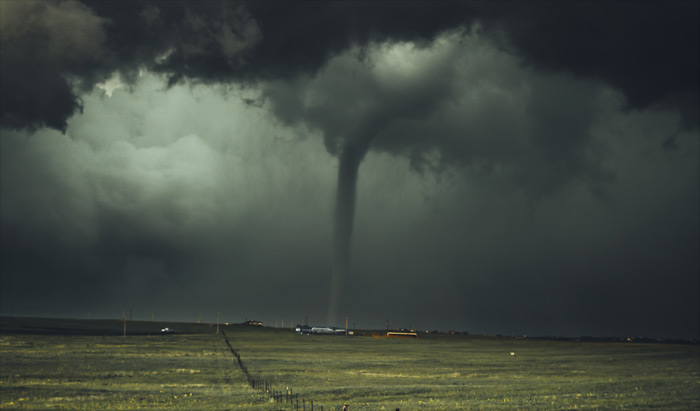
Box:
229 327 700 410
0 333 263 409
1 317 699 410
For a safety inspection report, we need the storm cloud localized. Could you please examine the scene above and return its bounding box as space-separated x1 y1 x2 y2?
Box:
0 0 107 131
3 1 697 133
0 1 698 339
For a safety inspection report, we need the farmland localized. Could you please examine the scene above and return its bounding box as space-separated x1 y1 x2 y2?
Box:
1 317 699 410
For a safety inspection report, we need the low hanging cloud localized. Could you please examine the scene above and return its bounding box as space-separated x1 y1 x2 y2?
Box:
264 29 612 194
1 1 697 134
490 1 700 129
0 0 107 132
0 0 263 132
0 73 339 318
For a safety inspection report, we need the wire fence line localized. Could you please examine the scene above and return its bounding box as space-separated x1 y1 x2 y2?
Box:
221 330 325 411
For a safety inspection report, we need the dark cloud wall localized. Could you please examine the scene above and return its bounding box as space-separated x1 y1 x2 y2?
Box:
492 1 700 128
263 31 615 194
346 118 699 338
1 1 697 133
0 0 108 131
0 1 698 339
0 80 337 321
0 72 697 336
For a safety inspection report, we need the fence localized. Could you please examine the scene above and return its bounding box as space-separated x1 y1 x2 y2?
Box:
221 330 325 411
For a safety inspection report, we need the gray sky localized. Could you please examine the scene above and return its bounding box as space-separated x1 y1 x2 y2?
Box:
1 1 698 339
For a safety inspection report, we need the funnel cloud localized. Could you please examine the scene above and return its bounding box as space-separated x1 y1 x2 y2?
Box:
328 143 365 325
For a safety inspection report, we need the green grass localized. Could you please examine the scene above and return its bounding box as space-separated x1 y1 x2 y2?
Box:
1 318 698 410
228 328 700 410
0 331 268 409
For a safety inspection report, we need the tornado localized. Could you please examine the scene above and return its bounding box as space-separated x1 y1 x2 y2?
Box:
327 139 371 326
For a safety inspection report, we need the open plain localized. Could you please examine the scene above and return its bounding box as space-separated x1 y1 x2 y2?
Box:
1 317 698 410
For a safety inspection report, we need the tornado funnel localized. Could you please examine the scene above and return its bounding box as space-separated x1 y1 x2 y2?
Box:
326 143 366 325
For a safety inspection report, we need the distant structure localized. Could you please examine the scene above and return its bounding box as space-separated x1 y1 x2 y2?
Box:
296 325 351 335
243 320 263 326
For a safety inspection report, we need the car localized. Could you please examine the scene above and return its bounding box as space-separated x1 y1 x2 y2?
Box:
160 327 174 334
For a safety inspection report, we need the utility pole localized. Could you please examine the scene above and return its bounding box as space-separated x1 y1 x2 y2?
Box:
346 315 348 336
123 311 127 337
216 312 220 334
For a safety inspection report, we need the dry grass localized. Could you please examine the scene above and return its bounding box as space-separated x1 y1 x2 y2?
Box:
1 318 698 410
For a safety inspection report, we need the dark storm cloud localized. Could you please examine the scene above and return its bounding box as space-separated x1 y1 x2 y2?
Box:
90 0 263 85
1 1 698 339
261 33 621 326
345 120 699 337
264 31 611 194
0 0 108 132
0 83 338 320
0 0 263 132
2 1 697 133
489 1 700 129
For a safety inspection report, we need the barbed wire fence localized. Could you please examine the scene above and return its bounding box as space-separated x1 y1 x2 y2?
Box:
221 329 326 411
